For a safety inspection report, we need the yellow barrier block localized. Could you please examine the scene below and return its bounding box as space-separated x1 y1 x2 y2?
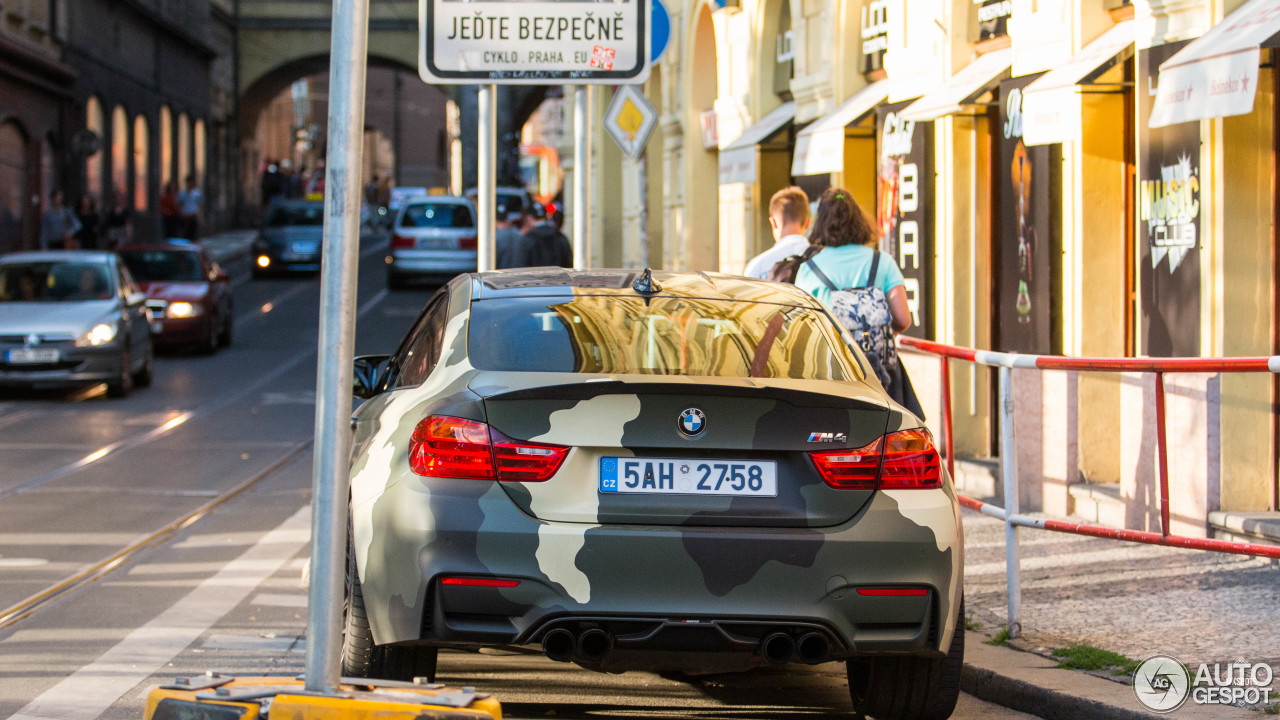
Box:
144 674 502 720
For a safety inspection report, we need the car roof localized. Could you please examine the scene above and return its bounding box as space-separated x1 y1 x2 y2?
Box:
117 242 203 254
403 196 471 207
470 268 824 309
1 250 116 264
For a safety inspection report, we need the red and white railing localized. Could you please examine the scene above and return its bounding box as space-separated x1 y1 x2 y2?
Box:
898 336 1280 637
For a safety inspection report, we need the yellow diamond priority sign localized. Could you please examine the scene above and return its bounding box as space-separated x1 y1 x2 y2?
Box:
604 85 658 161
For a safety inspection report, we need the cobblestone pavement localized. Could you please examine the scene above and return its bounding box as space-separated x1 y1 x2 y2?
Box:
962 508 1280 705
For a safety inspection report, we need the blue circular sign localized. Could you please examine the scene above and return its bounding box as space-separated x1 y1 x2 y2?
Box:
651 0 672 63
678 408 706 437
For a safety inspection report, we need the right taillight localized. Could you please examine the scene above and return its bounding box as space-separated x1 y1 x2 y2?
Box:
391 234 415 249
409 415 567 482
810 428 941 490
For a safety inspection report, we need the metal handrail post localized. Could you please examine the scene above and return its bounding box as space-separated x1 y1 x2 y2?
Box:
572 85 590 269
477 84 496 272
941 356 955 480
998 364 1022 638
1155 371 1171 536
307 0 370 693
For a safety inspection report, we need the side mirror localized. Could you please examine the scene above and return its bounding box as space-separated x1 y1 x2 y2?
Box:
353 354 391 399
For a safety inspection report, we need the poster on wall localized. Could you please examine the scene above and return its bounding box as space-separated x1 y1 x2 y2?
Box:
1138 41 1200 357
997 73 1058 354
876 100 933 339
976 0 1012 42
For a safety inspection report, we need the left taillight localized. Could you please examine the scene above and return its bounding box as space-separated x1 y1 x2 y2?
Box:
458 236 477 249
809 428 942 490
409 415 567 482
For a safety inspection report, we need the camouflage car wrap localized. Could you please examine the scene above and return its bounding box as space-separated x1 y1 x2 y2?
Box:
348 269 963 673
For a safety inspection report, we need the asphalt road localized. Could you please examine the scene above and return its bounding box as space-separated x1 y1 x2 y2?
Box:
0 234 1035 720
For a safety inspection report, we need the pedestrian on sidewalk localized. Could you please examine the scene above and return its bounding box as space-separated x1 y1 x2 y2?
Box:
513 203 571 269
177 175 204 241
39 190 80 250
494 202 523 269
102 189 133 249
75 195 102 250
743 186 812 280
159 181 181 239
795 188 922 416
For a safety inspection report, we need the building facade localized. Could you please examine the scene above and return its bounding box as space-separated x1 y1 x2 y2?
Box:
577 0 1280 528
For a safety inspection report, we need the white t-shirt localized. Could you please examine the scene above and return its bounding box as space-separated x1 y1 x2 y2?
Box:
742 234 811 280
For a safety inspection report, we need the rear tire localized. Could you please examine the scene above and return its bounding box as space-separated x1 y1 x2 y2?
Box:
387 269 406 291
342 527 438 682
846 599 964 720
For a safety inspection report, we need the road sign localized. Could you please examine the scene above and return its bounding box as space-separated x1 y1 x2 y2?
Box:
603 85 658 160
651 0 670 62
420 0 652 85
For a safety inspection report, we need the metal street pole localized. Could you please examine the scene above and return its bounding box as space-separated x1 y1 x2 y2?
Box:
477 84 496 271
572 85 591 269
306 0 369 694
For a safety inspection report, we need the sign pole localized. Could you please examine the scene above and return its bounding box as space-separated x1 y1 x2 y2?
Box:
307 0 369 694
572 85 591 269
477 84 497 271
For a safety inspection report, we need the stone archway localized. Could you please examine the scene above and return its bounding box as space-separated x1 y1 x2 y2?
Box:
681 2 720 272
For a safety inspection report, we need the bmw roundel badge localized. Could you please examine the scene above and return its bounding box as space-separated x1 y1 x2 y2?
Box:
678 408 706 437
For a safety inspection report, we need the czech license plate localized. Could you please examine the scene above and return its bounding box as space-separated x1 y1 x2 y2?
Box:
6 348 59 364
149 320 164 334
416 237 452 250
599 457 777 497
290 242 318 254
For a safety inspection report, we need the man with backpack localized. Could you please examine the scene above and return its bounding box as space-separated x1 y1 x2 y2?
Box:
743 186 811 280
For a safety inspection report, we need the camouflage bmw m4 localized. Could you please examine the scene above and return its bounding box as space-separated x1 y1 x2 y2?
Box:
344 268 964 720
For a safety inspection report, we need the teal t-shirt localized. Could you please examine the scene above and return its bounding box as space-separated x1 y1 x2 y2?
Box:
794 244 905 307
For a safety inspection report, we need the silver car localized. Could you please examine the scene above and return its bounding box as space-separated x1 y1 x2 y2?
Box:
0 251 154 397
386 196 477 289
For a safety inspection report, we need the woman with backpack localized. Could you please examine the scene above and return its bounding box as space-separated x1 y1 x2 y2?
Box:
795 188 921 415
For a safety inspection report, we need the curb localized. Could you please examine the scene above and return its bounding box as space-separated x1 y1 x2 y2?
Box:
961 663 1156 720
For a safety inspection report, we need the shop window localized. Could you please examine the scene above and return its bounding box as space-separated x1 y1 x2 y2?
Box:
772 0 794 98
0 122 28 253
159 105 172 187
178 112 191 184
86 96 103 200
133 115 148 211
194 118 206 186
111 105 128 203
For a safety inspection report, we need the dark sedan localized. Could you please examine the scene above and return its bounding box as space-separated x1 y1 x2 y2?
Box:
253 199 324 276
118 243 233 353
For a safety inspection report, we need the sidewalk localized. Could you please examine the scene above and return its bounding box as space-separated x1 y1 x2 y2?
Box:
960 505 1279 718
198 229 257 265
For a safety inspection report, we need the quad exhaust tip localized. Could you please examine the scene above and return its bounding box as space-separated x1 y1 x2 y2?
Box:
542 628 576 663
796 632 830 664
760 632 796 665
578 628 613 662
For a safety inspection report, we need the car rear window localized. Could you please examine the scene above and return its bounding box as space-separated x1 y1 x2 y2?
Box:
400 203 474 229
467 296 862 381
120 250 204 282
266 204 324 226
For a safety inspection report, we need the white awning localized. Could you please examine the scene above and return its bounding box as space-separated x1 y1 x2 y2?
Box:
718 101 796 185
1022 22 1134 146
899 48 1013 122
1150 0 1280 128
790 80 891 177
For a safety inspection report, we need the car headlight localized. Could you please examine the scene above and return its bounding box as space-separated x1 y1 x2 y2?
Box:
166 301 202 319
76 323 118 347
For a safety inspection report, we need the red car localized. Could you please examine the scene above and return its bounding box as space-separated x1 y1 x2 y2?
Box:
117 242 233 353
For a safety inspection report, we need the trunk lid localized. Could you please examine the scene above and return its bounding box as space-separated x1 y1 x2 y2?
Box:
472 372 890 528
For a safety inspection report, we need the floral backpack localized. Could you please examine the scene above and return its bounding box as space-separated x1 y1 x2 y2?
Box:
804 251 897 389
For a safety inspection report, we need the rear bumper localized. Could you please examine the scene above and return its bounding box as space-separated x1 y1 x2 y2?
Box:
388 251 477 277
354 477 963 668
151 316 212 346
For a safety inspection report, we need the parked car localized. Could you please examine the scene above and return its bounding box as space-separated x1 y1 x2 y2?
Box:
253 199 324 277
118 242 233 353
343 268 963 720
0 251 153 397
386 196 477 289
465 186 533 221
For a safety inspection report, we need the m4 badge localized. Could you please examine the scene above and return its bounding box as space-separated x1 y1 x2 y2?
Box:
807 432 848 443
